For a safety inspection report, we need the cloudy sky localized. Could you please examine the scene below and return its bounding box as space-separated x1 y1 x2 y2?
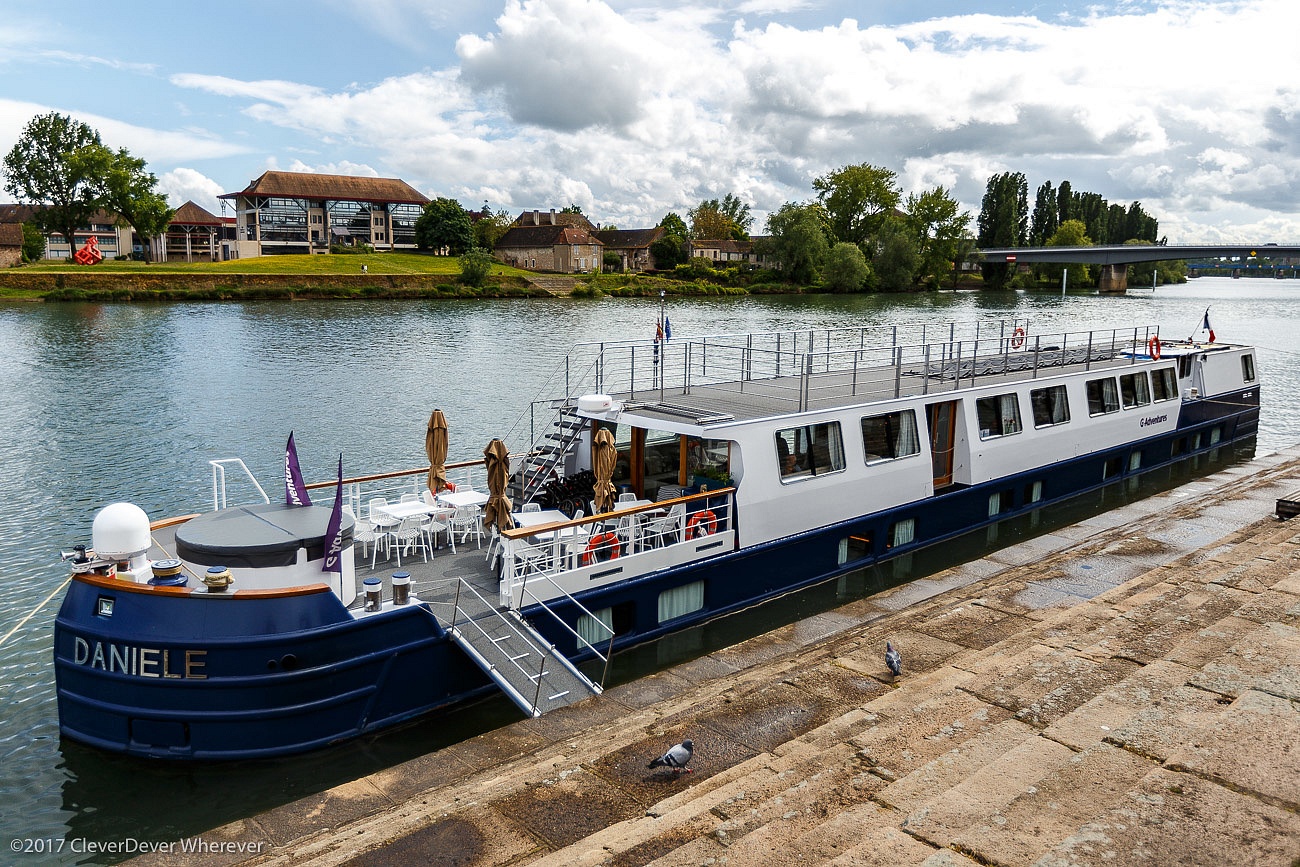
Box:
1 0 1296 243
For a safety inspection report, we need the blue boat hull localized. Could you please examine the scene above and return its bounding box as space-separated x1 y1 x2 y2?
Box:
53 388 1257 760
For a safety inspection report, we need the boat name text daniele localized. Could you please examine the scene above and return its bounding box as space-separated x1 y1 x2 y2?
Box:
72 636 208 679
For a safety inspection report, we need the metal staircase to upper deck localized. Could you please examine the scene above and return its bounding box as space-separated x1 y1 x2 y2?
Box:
511 405 586 504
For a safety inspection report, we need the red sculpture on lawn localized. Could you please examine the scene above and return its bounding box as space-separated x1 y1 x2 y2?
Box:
73 236 103 265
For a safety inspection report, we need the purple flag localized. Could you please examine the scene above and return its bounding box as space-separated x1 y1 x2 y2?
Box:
322 453 344 574
285 432 311 506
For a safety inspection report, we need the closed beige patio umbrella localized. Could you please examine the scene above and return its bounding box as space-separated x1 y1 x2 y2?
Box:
482 438 513 531
592 427 617 513
426 409 449 494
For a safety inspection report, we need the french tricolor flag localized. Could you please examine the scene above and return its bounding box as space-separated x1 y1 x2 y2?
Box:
1201 310 1215 343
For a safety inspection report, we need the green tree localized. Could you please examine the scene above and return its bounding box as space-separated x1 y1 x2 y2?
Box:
1056 180 1073 225
415 197 473 254
658 212 688 238
872 218 920 292
903 186 971 290
718 193 752 238
95 146 173 262
811 163 900 246
458 247 495 286
473 204 513 250
649 234 687 268
3 113 105 259
822 242 871 292
764 201 828 285
560 203 584 215
688 198 739 240
20 223 46 262
1046 218 1092 287
1029 181 1058 246
977 171 1028 287
1072 191 1107 244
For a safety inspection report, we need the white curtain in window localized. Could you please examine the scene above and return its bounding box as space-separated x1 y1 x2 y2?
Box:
988 492 1001 516
891 518 915 547
895 411 920 456
577 608 614 651
998 394 1021 433
1102 378 1119 411
658 581 704 623
1049 387 1068 423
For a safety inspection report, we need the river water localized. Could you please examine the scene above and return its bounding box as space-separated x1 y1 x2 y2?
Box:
0 277 1296 862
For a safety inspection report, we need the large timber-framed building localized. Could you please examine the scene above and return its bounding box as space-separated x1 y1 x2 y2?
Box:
218 171 428 258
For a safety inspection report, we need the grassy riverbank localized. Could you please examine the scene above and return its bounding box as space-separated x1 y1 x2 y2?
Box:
0 253 763 302
1 252 984 302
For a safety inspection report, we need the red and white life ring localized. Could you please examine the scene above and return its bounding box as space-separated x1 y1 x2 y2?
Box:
583 532 621 565
1148 335 1161 360
686 510 718 539
1010 326 1026 349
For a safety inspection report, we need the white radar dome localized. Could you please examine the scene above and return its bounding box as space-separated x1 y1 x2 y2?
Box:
577 394 614 412
92 502 152 560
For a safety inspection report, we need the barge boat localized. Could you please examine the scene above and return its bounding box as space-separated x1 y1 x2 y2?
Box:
53 319 1259 759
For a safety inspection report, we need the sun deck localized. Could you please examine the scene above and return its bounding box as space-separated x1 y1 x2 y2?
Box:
541 321 1169 430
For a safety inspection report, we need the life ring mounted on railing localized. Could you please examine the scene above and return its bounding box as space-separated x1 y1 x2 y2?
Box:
686 510 718 539
1148 335 1161 360
1010 326 1026 349
583 532 621 565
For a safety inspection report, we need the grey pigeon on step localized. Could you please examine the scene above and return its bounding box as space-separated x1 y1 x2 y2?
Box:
648 738 693 773
885 642 902 677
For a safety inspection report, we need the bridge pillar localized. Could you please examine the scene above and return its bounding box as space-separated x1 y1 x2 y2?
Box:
1098 263 1128 294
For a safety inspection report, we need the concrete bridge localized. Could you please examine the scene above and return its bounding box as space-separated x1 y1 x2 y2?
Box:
977 244 1300 292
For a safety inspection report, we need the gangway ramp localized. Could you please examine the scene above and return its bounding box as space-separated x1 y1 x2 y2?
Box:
445 579 604 717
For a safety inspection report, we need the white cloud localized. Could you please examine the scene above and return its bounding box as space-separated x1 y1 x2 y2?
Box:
122 0 1300 242
157 168 227 215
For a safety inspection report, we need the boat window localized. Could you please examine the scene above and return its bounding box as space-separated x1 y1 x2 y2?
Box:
976 393 1022 439
1242 354 1255 383
837 533 874 565
686 437 731 490
576 601 635 650
775 422 846 481
642 429 681 499
657 581 704 623
577 608 613 651
1025 480 1043 503
1151 368 1178 402
886 518 915 549
1086 378 1120 415
1029 385 1070 428
861 409 920 464
1119 372 1151 409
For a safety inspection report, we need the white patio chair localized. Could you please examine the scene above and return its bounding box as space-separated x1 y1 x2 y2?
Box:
422 490 455 552
521 502 542 513
450 505 483 548
388 516 430 567
645 503 685 548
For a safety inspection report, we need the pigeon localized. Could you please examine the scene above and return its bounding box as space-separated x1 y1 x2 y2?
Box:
648 738 693 773
885 642 902 677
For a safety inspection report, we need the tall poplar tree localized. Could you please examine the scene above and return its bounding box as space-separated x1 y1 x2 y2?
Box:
1029 181 1058 246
